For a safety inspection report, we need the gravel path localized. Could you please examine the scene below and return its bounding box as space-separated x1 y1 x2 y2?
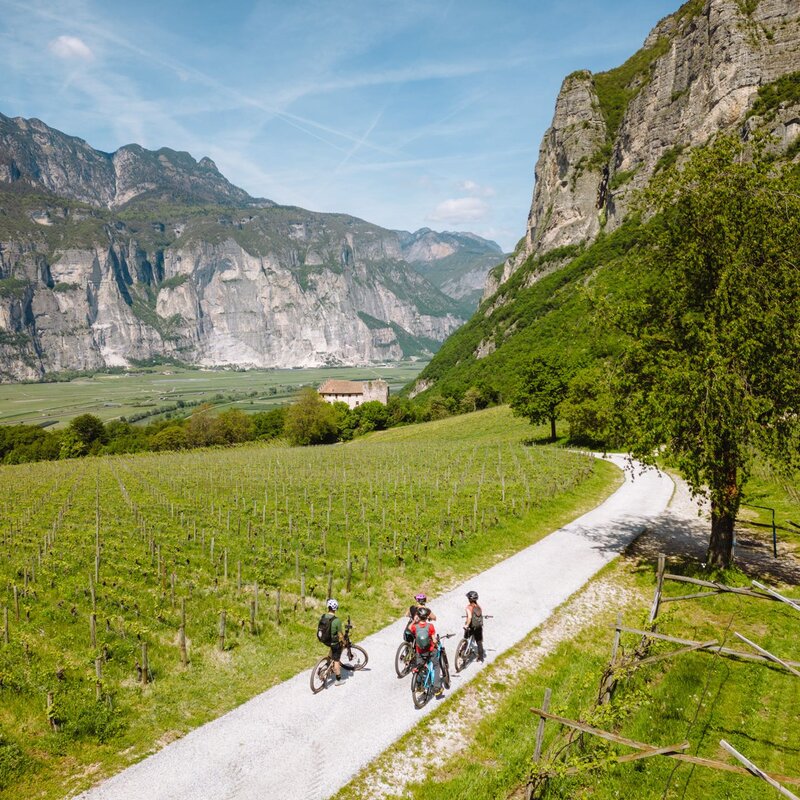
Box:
75 455 673 800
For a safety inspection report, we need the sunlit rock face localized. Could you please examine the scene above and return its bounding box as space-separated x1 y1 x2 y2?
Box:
0 115 474 380
486 0 800 299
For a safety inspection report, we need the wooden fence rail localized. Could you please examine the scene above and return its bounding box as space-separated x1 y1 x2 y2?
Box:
529 700 800 790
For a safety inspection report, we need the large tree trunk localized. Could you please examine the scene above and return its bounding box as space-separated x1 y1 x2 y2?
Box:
549 416 557 441
706 507 735 568
706 464 740 569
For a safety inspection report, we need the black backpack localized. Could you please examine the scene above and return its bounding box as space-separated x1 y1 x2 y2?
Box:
470 604 483 629
317 613 335 646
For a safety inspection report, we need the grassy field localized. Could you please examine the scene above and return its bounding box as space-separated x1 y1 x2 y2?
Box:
0 362 427 429
0 406 621 799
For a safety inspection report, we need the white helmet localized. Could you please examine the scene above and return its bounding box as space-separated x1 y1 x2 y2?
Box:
327 598 339 611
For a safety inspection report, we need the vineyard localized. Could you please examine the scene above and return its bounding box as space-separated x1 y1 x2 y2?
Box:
0 407 617 799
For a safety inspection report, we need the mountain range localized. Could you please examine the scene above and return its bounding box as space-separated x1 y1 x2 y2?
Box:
0 114 504 381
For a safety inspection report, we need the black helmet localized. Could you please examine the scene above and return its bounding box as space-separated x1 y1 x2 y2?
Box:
467 590 479 602
417 607 431 621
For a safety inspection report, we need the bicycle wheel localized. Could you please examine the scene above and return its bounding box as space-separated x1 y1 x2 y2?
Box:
395 641 414 678
454 638 469 673
310 657 333 694
440 649 451 690
411 665 432 709
341 643 369 671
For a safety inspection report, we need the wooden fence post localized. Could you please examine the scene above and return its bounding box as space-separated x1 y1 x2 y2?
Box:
720 740 800 800
90 612 97 649
46 691 58 731
95 657 103 701
141 642 149 687
250 599 257 634
179 598 188 667
534 688 552 762
648 554 666 628
218 611 227 650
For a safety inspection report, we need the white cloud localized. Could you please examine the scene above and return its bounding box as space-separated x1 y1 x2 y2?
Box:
457 179 495 197
48 35 94 61
428 197 489 224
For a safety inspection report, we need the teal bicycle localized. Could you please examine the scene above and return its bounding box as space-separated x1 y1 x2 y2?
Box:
410 634 453 708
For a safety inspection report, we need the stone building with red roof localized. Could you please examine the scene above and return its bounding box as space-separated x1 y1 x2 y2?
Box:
317 379 389 409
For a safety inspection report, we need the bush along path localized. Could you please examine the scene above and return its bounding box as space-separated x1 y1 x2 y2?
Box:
76 455 673 800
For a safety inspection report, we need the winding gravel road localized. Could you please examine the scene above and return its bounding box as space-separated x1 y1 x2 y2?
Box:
76 455 673 800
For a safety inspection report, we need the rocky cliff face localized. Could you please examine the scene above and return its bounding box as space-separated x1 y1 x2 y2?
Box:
0 194 463 380
0 115 481 381
488 0 800 296
0 113 263 210
397 228 506 309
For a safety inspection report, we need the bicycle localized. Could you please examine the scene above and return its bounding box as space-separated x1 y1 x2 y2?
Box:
309 617 369 693
410 633 454 708
395 634 415 678
455 615 492 673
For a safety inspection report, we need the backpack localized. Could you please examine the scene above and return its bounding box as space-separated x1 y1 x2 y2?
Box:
470 604 484 629
414 622 432 652
317 613 335 646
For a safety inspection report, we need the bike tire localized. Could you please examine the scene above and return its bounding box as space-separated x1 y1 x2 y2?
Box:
454 638 469 673
310 657 333 694
341 643 369 671
395 641 414 678
441 648 451 690
411 665 432 709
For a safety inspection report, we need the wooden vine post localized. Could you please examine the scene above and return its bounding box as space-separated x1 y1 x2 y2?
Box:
140 642 150 687
179 598 188 667
218 611 226 651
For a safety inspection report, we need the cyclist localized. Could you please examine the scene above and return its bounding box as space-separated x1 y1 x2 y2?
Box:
410 606 443 697
318 598 346 684
464 590 485 662
404 592 436 643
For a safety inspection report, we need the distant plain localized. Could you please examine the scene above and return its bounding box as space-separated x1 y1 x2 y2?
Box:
0 362 428 428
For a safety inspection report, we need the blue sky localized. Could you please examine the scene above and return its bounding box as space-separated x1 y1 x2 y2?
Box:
0 0 680 251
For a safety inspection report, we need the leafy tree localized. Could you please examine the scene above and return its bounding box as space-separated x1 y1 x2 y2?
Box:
185 406 224 448
59 429 86 459
562 363 616 447
215 409 255 444
284 388 338 446
68 414 106 452
510 356 569 441
612 135 800 567
149 425 189 451
352 400 389 434
252 407 286 440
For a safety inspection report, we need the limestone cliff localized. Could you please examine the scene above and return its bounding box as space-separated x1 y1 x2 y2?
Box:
487 0 800 297
0 114 480 380
395 228 506 311
0 194 463 380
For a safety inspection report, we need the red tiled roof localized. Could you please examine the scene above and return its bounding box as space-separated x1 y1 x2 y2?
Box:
318 380 364 395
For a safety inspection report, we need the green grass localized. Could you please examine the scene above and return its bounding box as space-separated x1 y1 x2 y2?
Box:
740 460 800 548
0 407 621 799
381 557 800 800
